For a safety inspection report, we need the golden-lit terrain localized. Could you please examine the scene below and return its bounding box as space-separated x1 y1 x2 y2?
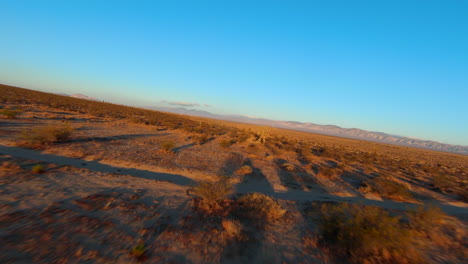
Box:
1 84 467 263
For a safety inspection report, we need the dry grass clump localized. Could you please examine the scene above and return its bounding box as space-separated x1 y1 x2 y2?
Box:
432 174 456 191
237 193 286 223
319 203 424 264
189 177 233 215
360 177 412 201
1 107 22 119
317 166 341 178
407 204 445 232
19 124 74 147
160 140 175 152
219 138 237 148
234 165 253 176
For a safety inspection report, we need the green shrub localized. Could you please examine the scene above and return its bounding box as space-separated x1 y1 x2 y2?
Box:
1 108 22 119
237 193 286 222
319 203 423 264
160 140 175 152
32 164 45 174
20 124 74 146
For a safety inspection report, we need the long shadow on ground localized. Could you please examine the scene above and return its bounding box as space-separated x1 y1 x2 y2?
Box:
0 145 195 186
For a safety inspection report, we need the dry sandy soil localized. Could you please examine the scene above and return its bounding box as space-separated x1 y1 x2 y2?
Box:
1 102 467 263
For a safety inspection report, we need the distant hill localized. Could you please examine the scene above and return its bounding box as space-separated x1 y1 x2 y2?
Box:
146 106 468 155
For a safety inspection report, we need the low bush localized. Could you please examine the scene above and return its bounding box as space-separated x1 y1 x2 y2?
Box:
365 177 412 201
432 174 455 191
189 177 233 215
407 204 445 232
160 140 175 152
219 139 237 148
319 203 423 264
317 167 340 178
237 193 286 223
20 124 74 146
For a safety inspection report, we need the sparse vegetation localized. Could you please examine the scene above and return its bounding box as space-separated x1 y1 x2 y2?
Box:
20 124 74 147
160 140 175 152
319 203 424 264
317 166 340 178
219 138 236 148
189 177 233 214
237 193 286 223
360 176 412 201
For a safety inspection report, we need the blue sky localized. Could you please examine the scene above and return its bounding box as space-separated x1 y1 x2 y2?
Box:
1 0 467 145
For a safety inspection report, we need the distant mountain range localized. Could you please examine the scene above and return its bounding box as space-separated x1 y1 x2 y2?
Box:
53 92 467 155
146 106 468 155
57 93 99 101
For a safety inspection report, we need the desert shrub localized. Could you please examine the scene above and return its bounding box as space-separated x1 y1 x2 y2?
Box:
237 193 286 223
366 177 412 201
192 134 210 145
219 139 237 148
319 203 423 264
432 174 455 191
160 140 175 152
1 107 22 119
191 177 233 202
407 204 445 233
20 124 74 146
234 165 253 176
317 166 340 178
32 164 45 174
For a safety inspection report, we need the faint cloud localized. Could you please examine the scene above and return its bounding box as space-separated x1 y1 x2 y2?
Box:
204 104 211 107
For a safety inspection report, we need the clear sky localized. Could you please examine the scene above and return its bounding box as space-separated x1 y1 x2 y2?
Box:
1 0 467 145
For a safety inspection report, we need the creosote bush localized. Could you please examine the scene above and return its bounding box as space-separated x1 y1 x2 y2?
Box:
20 124 74 146
237 193 286 223
319 203 424 264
